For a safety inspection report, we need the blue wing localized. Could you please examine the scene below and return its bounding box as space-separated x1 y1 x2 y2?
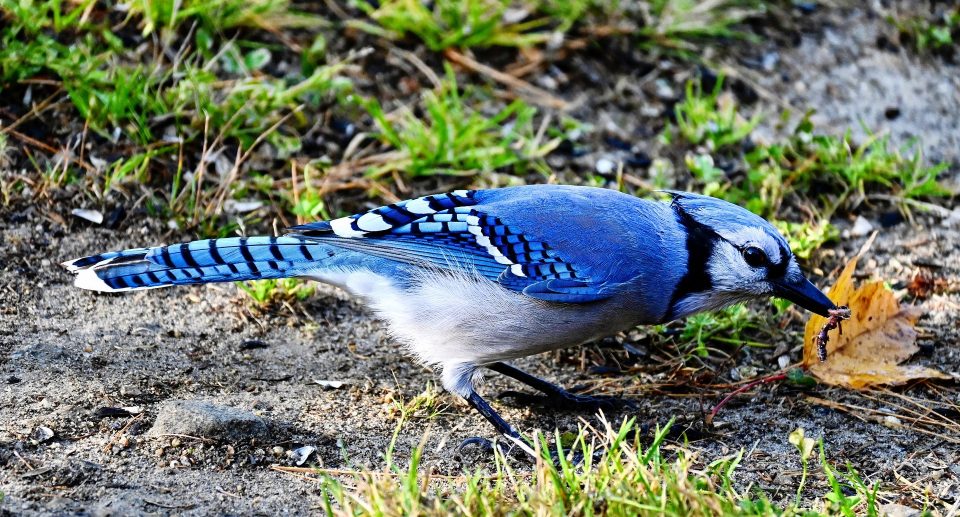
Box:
286 189 612 303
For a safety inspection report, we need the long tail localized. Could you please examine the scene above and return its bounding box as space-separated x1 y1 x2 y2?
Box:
62 236 333 292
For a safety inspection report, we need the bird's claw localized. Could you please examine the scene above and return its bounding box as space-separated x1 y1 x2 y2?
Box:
457 436 515 458
497 389 637 411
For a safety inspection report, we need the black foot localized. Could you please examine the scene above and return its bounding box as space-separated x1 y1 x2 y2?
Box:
458 435 593 466
457 436 517 458
497 389 637 411
488 362 636 412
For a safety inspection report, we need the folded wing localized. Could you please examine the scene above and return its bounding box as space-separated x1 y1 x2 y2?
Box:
287 190 612 303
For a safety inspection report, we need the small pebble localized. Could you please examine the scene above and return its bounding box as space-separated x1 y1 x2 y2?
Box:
290 445 316 466
883 415 902 427
849 215 874 237
730 367 742 382
31 426 54 444
170 438 182 448
149 400 268 442
272 446 285 457
595 158 615 175
761 52 779 71
777 355 791 369
536 75 558 91
654 79 675 100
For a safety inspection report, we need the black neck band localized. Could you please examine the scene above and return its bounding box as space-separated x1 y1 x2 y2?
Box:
666 202 718 319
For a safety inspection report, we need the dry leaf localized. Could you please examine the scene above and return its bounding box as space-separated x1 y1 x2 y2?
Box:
803 256 949 389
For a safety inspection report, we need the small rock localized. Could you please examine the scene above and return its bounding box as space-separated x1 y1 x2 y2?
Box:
536 75 558 91
290 445 316 466
761 51 779 71
942 208 960 228
730 367 742 382
240 339 269 350
653 79 675 100
71 209 103 224
314 380 348 390
777 355 791 369
879 503 921 517
224 200 264 214
501 7 529 24
148 400 268 442
31 426 54 444
272 446 285 457
595 158 615 175
849 216 874 237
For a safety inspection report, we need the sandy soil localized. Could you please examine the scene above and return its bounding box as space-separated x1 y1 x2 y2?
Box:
1 4 959 516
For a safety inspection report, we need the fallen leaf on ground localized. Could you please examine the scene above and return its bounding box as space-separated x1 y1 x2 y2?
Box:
803 255 949 389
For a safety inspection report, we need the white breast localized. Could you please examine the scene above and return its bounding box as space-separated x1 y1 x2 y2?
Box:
308 267 615 367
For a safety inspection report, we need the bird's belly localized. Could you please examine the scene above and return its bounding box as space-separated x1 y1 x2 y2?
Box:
310 268 635 366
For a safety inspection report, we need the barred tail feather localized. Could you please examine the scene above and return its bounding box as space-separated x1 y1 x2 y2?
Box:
62 236 332 293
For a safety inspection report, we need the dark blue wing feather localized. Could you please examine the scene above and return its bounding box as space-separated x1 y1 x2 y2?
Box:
285 189 611 303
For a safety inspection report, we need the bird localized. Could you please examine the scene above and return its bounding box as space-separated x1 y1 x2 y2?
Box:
62 185 836 454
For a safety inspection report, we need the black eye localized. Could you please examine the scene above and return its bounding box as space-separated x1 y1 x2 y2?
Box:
742 246 768 268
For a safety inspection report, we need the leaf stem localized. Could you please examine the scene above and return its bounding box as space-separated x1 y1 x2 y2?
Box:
706 371 789 425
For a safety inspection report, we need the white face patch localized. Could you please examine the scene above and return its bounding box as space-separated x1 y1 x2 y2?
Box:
714 227 783 265
709 242 768 288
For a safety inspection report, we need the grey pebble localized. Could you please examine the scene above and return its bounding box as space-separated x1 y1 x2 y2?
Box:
148 400 268 442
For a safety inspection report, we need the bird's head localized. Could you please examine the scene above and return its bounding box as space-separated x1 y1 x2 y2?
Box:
664 191 836 321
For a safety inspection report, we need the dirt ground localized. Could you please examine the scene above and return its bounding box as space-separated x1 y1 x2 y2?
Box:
2 4 959 516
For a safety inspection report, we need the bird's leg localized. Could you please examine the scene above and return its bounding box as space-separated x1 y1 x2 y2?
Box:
458 391 534 457
465 391 519 437
488 362 635 411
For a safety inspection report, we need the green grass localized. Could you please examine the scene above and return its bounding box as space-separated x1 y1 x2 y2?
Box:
125 0 327 36
0 0 357 234
239 277 316 305
349 0 762 53
670 75 951 261
349 0 566 51
670 76 763 152
361 65 558 178
675 303 770 357
0 1 953 511
892 5 960 54
315 418 883 516
637 0 763 54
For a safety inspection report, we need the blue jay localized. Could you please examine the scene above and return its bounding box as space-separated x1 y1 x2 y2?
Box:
63 185 835 451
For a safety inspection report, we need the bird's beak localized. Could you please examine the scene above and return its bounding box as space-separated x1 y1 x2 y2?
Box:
771 275 836 317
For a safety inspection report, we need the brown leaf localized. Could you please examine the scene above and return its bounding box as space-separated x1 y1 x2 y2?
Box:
802 256 949 389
